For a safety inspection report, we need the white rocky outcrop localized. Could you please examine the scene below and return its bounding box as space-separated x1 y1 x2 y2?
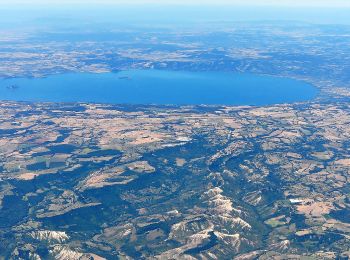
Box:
157 227 214 260
50 246 83 260
214 232 242 251
30 230 69 243
270 240 290 252
217 215 251 230
29 252 42 260
203 187 242 216
203 187 223 197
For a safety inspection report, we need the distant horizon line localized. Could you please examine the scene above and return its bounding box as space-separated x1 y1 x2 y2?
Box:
1 0 350 8
2 3 350 8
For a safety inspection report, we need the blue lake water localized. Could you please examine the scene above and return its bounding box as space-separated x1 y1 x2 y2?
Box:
0 70 318 106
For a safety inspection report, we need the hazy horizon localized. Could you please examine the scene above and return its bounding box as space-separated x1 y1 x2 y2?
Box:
2 0 350 7
1 0 350 30
1 4 350 27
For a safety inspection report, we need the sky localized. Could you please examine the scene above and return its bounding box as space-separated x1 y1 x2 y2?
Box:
1 0 350 7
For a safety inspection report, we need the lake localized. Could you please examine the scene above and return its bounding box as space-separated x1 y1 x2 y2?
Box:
0 70 318 105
